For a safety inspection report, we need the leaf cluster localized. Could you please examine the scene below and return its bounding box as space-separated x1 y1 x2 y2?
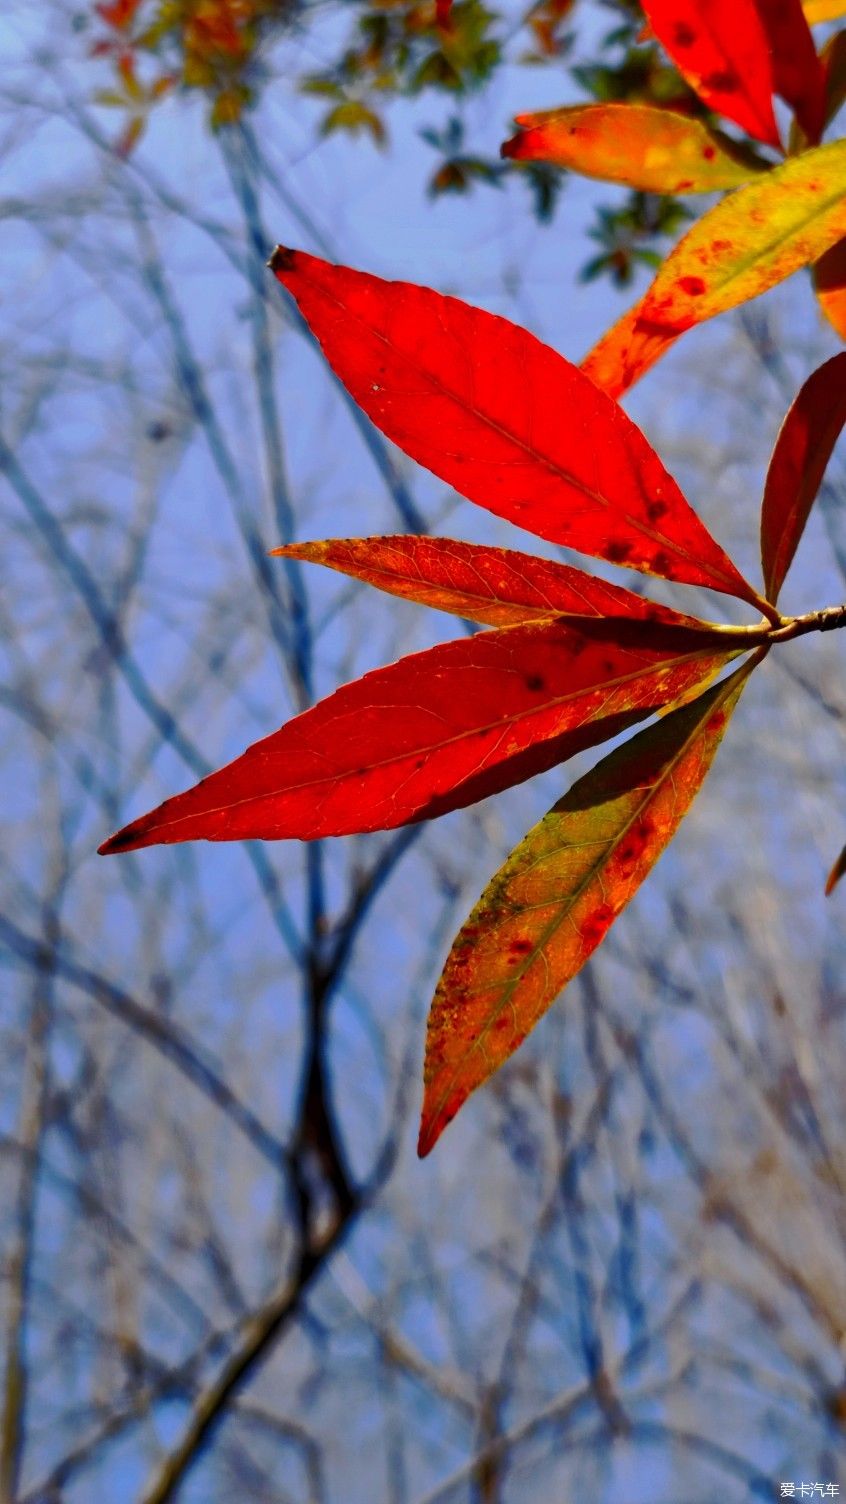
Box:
101 105 846 1143
97 0 846 1153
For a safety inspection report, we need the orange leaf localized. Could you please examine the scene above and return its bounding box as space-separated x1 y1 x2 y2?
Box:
582 139 846 398
98 620 739 853
270 248 760 605
814 235 846 341
581 298 678 404
418 660 750 1155
272 535 712 630
803 0 846 22
760 353 846 604
640 0 780 147
502 103 768 193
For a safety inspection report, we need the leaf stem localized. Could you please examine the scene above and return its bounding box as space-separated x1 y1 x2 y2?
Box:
767 603 846 642
701 602 846 645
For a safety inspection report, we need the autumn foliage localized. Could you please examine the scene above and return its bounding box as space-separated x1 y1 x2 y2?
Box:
100 0 846 1154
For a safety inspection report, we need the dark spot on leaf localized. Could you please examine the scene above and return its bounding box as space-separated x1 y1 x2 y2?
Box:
580 902 614 948
617 818 654 871
509 937 532 954
647 499 668 522
607 539 633 564
704 70 739 93
525 673 545 691
679 275 706 296
702 145 716 161
673 22 695 45
652 549 673 574
712 239 731 252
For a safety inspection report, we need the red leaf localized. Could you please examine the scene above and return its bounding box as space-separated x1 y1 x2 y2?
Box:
755 0 826 144
269 248 760 606
641 0 781 148
98 620 740 853
419 660 750 1155
760 352 846 604
272 535 711 630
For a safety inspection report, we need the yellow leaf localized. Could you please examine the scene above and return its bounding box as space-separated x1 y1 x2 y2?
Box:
582 139 846 398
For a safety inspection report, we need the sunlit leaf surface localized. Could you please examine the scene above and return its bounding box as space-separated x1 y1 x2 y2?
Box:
271 248 760 604
99 621 738 852
501 103 767 193
582 140 846 397
641 0 780 147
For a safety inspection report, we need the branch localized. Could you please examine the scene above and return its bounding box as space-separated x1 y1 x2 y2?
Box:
0 914 292 1175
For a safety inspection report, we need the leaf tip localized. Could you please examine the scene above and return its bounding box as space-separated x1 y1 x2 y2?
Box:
416 1111 443 1159
824 847 846 896
499 132 522 162
98 813 156 855
267 244 298 277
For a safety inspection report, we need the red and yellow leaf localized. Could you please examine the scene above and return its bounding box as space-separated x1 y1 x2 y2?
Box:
760 353 846 604
418 660 751 1155
640 0 780 147
98 620 740 853
756 0 826 144
272 535 711 630
501 103 767 193
582 139 846 399
270 248 760 605
814 235 846 341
